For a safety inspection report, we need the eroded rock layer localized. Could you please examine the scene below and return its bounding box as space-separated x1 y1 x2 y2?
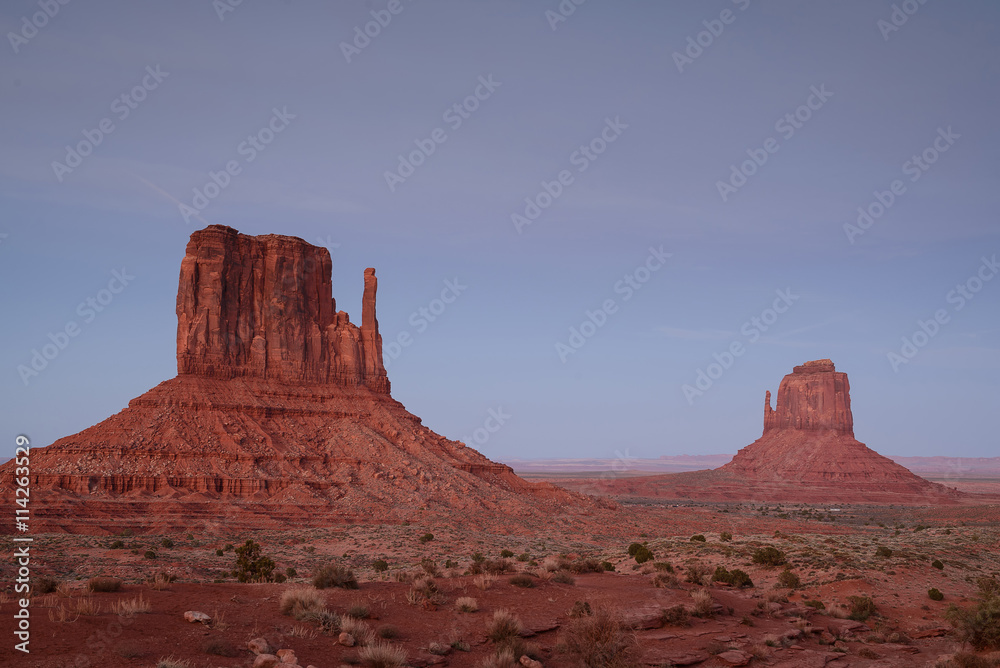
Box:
1 226 591 533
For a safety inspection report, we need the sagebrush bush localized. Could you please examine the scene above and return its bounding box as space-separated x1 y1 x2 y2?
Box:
848 595 877 622
559 608 640 668
313 564 358 590
661 605 689 626
777 569 801 589
372 559 389 572
720 531 733 542
929 588 944 601
88 577 122 593
690 534 706 543
712 566 753 588
751 546 786 567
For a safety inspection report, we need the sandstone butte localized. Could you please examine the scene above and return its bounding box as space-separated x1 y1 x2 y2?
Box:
0 225 593 534
592 359 964 504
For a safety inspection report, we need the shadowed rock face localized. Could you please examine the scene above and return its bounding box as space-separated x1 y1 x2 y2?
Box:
1 226 589 533
176 225 388 392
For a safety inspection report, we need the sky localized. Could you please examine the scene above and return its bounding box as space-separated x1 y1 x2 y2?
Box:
1 0 998 463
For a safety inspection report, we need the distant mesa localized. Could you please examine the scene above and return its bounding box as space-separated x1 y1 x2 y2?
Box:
582 359 963 504
0 225 592 533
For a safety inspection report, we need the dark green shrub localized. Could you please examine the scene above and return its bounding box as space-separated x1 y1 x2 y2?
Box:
720 531 733 542
690 534 707 543
661 605 690 626
161 538 173 548
804 599 826 610
777 569 801 589
928 588 944 601
234 539 275 583
552 571 575 585
875 546 893 558
109 540 124 549
932 559 944 570
378 625 399 639
627 542 645 557
500 549 514 558
517 553 530 562
144 550 157 559
286 567 297 578
569 558 605 574
601 561 615 572
633 546 654 564
471 552 485 563
751 546 786 567
372 559 389 573
946 594 1000 651
419 533 434 543
653 562 674 573
274 573 286 583
569 601 592 618
313 564 358 589
712 566 753 588
216 549 224 556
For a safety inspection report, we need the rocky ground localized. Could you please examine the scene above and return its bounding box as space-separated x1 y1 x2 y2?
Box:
3 498 999 668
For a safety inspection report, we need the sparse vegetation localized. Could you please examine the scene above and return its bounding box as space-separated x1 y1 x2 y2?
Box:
876 545 893 558
455 596 479 613
929 588 944 601
233 539 275 583
552 571 575 585
946 577 1000 651
87 576 122 593
847 595 877 622
559 607 640 668
204 638 239 657
419 532 434 543
690 534 706 542
777 569 801 588
280 587 325 618
691 589 715 618
627 542 654 564
313 564 358 590
932 559 945 570
358 641 407 668
712 566 753 588
752 546 786 567
661 605 690 626
372 559 389 572
720 531 733 542
509 574 535 588
486 609 523 645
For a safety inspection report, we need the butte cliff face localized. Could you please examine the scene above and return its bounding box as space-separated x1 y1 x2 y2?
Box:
589 360 961 504
3 226 589 533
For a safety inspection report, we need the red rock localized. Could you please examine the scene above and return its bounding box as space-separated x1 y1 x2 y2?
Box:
0 225 592 533
586 360 962 504
716 650 751 666
642 650 708 666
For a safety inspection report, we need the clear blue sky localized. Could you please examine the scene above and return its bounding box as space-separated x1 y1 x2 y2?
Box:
1 1 997 462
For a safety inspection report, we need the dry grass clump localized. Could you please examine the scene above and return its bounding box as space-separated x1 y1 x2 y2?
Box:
486 609 523 644
661 604 689 627
112 595 151 617
690 589 714 618
477 650 519 668
341 616 376 646
358 641 407 668
509 574 535 588
280 587 325 619
313 564 358 590
87 577 122 593
474 573 498 590
455 596 479 613
406 576 442 607
156 658 190 668
47 604 79 623
558 607 640 668
684 563 712 585
73 598 101 616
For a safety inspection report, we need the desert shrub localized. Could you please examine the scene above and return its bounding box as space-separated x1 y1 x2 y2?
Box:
358 641 407 668
712 566 752 588
777 569 801 589
517 553 530 562
552 571 575 585
274 573 287 583
932 559 945 570
752 546 786 567
684 563 712 585
347 603 371 619
876 546 893 558
690 534 706 543
569 557 605 574
804 599 826 610
156 658 190 668
946 582 1000 651
372 559 389 573
109 540 124 549
661 605 690 626
627 542 643 556
285 567 297 578
472 552 486 563
633 546 653 564
280 587 325 618
569 601 592 618
652 572 679 588
88 577 122 593
420 558 441 577
691 589 714 618
341 616 376 646
300 608 340 635
223 543 233 551
313 564 358 590
653 562 674 573
111 595 151 616
486 609 523 644
472 558 513 575
418 533 434 543
161 538 173 548
559 608 640 668
848 595 877 622
216 549 224 556
204 638 239 657
407 576 441 607
720 531 733 542
929 588 944 601
234 540 275 583
455 596 478 613
941 652 999 668
377 625 399 639
500 549 514 558
510 574 534 588
144 550 157 559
